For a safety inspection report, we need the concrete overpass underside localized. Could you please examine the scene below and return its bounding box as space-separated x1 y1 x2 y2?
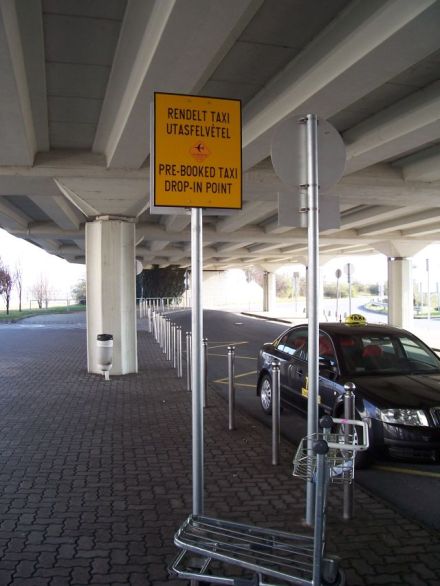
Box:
1 0 440 372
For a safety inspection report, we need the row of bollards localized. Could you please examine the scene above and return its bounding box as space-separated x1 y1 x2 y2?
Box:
148 310 206 392
139 297 187 318
150 310 184 379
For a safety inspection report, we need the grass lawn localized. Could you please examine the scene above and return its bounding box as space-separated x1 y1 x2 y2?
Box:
0 305 86 322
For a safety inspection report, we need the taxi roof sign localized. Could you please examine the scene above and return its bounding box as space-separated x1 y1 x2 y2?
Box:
345 313 367 326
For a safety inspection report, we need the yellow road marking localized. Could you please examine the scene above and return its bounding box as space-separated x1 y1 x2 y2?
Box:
372 465 440 479
213 370 256 387
207 341 248 350
208 352 257 361
213 379 256 388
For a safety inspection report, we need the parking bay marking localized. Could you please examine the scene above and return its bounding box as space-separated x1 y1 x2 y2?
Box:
213 370 257 388
208 353 257 361
372 465 440 479
207 341 248 350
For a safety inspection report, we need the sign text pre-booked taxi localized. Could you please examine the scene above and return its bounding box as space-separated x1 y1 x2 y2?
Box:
153 92 242 209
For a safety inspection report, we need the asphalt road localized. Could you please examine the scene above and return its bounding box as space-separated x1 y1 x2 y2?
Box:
166 308 440 532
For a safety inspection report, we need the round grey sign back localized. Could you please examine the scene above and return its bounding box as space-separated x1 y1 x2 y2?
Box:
271 115 346 192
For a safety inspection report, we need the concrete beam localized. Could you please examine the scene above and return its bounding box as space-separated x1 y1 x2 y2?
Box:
216 201 276 233
94 0 262 168
29 195 84 230
242 0 440 170
164 214 191 232
358 209 440 236
344 81 440 174
0 199 31 229
0 0 38 164
16 0 49 151
396 144 440 182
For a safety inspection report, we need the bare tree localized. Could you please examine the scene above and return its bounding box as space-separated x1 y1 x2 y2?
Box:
31 274 50 309
0 259 13 315
14 263 23 311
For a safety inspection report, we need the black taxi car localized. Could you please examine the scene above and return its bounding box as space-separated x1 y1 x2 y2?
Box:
256 316 440 466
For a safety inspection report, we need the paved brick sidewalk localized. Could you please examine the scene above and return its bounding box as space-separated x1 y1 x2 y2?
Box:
0 319 438 585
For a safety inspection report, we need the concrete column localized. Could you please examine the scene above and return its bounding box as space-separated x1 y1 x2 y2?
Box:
388 257 413 330
86 218 138 375
263 271 276 312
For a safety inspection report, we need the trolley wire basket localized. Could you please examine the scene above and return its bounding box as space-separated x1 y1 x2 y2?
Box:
293 418 369 483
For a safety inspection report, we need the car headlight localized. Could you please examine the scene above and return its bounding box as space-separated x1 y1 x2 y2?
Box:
379 409 429 427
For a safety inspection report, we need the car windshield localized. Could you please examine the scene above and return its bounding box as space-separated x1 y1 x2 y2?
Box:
337 332 440 376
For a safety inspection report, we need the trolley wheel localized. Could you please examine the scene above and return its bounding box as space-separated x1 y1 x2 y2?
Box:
322 568 346 586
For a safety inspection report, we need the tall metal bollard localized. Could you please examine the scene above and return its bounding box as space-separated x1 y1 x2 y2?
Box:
186 331 192 391
272 360 281 465
172 324 177 369
227 346 235 430
203 338 208 407
158 315 162 349
161 315 165 349
152 311 157 340
166 319 172 361
343 382 356 520
162 317 168 354
147 307 152 333
177 326 183 378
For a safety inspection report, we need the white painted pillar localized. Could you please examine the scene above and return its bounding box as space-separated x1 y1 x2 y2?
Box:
86 218 138 375
263 271 276 312
388 257 413 330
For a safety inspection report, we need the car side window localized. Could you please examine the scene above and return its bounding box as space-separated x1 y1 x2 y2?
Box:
319 334 335 360
279 329 308 360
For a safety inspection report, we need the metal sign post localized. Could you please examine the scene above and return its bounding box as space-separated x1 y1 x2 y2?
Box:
191 207 204 515
271 112 345 527
305 114 319 525
150 92 242 533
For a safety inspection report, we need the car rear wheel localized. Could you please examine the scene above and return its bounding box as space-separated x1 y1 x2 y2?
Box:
259 374 272 414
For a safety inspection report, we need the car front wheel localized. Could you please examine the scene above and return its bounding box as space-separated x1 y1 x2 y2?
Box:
259 374 272 414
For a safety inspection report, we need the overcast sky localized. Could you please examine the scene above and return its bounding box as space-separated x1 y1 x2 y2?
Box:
0 229 85 306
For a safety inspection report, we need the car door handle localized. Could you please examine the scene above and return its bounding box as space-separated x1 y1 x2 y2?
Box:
296 368 303 377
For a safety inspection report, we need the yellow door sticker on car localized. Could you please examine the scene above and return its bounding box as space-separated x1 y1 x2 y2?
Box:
301 377 321 403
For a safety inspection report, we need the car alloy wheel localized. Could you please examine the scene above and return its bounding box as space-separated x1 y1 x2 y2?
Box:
260 374 272 414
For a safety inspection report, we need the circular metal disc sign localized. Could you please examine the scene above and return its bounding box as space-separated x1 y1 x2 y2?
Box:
271 115 346 192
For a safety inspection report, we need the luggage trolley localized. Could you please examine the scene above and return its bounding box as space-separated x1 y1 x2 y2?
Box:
170 415 368 585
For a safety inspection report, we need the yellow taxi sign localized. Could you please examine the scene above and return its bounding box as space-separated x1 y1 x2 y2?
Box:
153 92 242 209
345 313 367 326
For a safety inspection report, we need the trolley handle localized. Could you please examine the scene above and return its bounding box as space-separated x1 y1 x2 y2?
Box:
326 418 369 451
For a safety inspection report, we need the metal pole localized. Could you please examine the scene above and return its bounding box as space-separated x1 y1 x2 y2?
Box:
272 360 280 465
159 315 164 350
343 382 356 520
227 346 235 430
177 326 183 378
166 319 171 360
203 338 208 407
152 311 156 340
186 331 192 391
173 324 177 369
305 113 320 526
191 207 204 515
312 441 328 586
